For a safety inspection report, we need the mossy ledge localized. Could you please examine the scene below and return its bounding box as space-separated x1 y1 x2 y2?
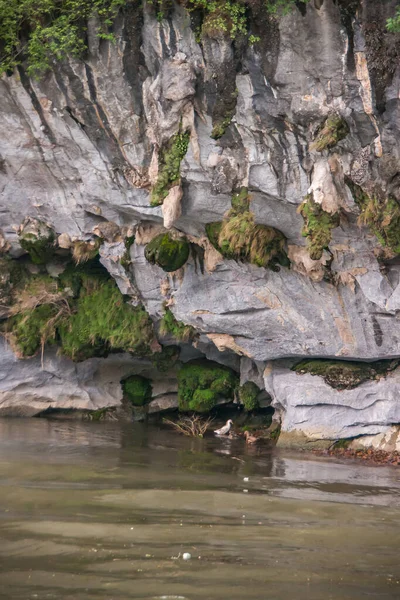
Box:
145 232 190 272
178 359 238 413
150 131 190 207
299 194 340 260
206 188 289 270
292 358 400 390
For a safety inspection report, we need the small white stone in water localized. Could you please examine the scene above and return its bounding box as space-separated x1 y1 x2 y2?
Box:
243 477 249 482
182 553 191 561
243 489 248 493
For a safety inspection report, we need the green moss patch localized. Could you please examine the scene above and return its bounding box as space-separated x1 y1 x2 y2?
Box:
151 345 180 373
299 194 340 260
159 306 195 342
59 279 155 361
178 359 238 413
122 375 152 406
145 233 190 272
206 189 289 270
292 358 400 390
5 262 156 362
311 114 349 152
150 131 190 207
238 381 260 411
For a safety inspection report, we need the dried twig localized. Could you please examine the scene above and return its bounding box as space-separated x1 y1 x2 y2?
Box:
163 414 214 437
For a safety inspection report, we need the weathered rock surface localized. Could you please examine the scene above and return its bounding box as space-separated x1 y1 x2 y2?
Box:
1 0 400 449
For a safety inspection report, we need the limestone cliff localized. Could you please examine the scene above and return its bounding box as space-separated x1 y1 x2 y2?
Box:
1 0 400 449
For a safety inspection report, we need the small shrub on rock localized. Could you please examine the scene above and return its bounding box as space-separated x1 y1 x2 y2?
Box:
178 359 238 412
145 232 190 272
299 194 340 260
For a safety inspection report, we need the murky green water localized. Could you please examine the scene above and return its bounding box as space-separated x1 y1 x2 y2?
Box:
0 420 400 599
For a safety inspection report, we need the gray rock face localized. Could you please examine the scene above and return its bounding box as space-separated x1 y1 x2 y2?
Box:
1 0 400 447
264 360 400 440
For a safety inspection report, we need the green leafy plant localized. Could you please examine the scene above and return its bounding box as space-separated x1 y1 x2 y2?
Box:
299 194 340 260
387 5 400 32
0 0 124 76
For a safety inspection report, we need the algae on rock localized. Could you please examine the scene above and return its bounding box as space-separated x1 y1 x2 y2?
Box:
292 358 400 390
299 194 340 260
178 359 238 413
145 232 190 272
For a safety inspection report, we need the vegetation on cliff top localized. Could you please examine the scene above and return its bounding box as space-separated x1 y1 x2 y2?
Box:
292 358 400 390
0 0 312 76
206 187 289 270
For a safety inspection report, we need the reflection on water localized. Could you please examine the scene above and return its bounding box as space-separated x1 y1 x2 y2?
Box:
0 419 399 600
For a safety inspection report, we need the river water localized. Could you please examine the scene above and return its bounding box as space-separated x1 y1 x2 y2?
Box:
0 420 399 600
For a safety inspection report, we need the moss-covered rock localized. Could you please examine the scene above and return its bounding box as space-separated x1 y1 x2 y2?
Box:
59 279 155 361
299 194 340 260
72 239 101 264
178 359 238 412
159 306 195 342
292 358 400 390
18 217 55 264
122 375 152 406
238 381 261 411
150 131 190 207
311 114 349 152
145 233 190 272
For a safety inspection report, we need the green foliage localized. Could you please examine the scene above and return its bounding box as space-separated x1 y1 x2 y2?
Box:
150 131 190 207
299 194 340 260
238 381 260 411
387 6 400 32
59 279 155 361
292 358 400 390
311 114 349 152
122 375 152 406
9 303 58 357
206 189 289 270
145 233 190 272
6 262 156 361
159 306 195 342
350 183 400 255
0 0 123 76
178 359 238 413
